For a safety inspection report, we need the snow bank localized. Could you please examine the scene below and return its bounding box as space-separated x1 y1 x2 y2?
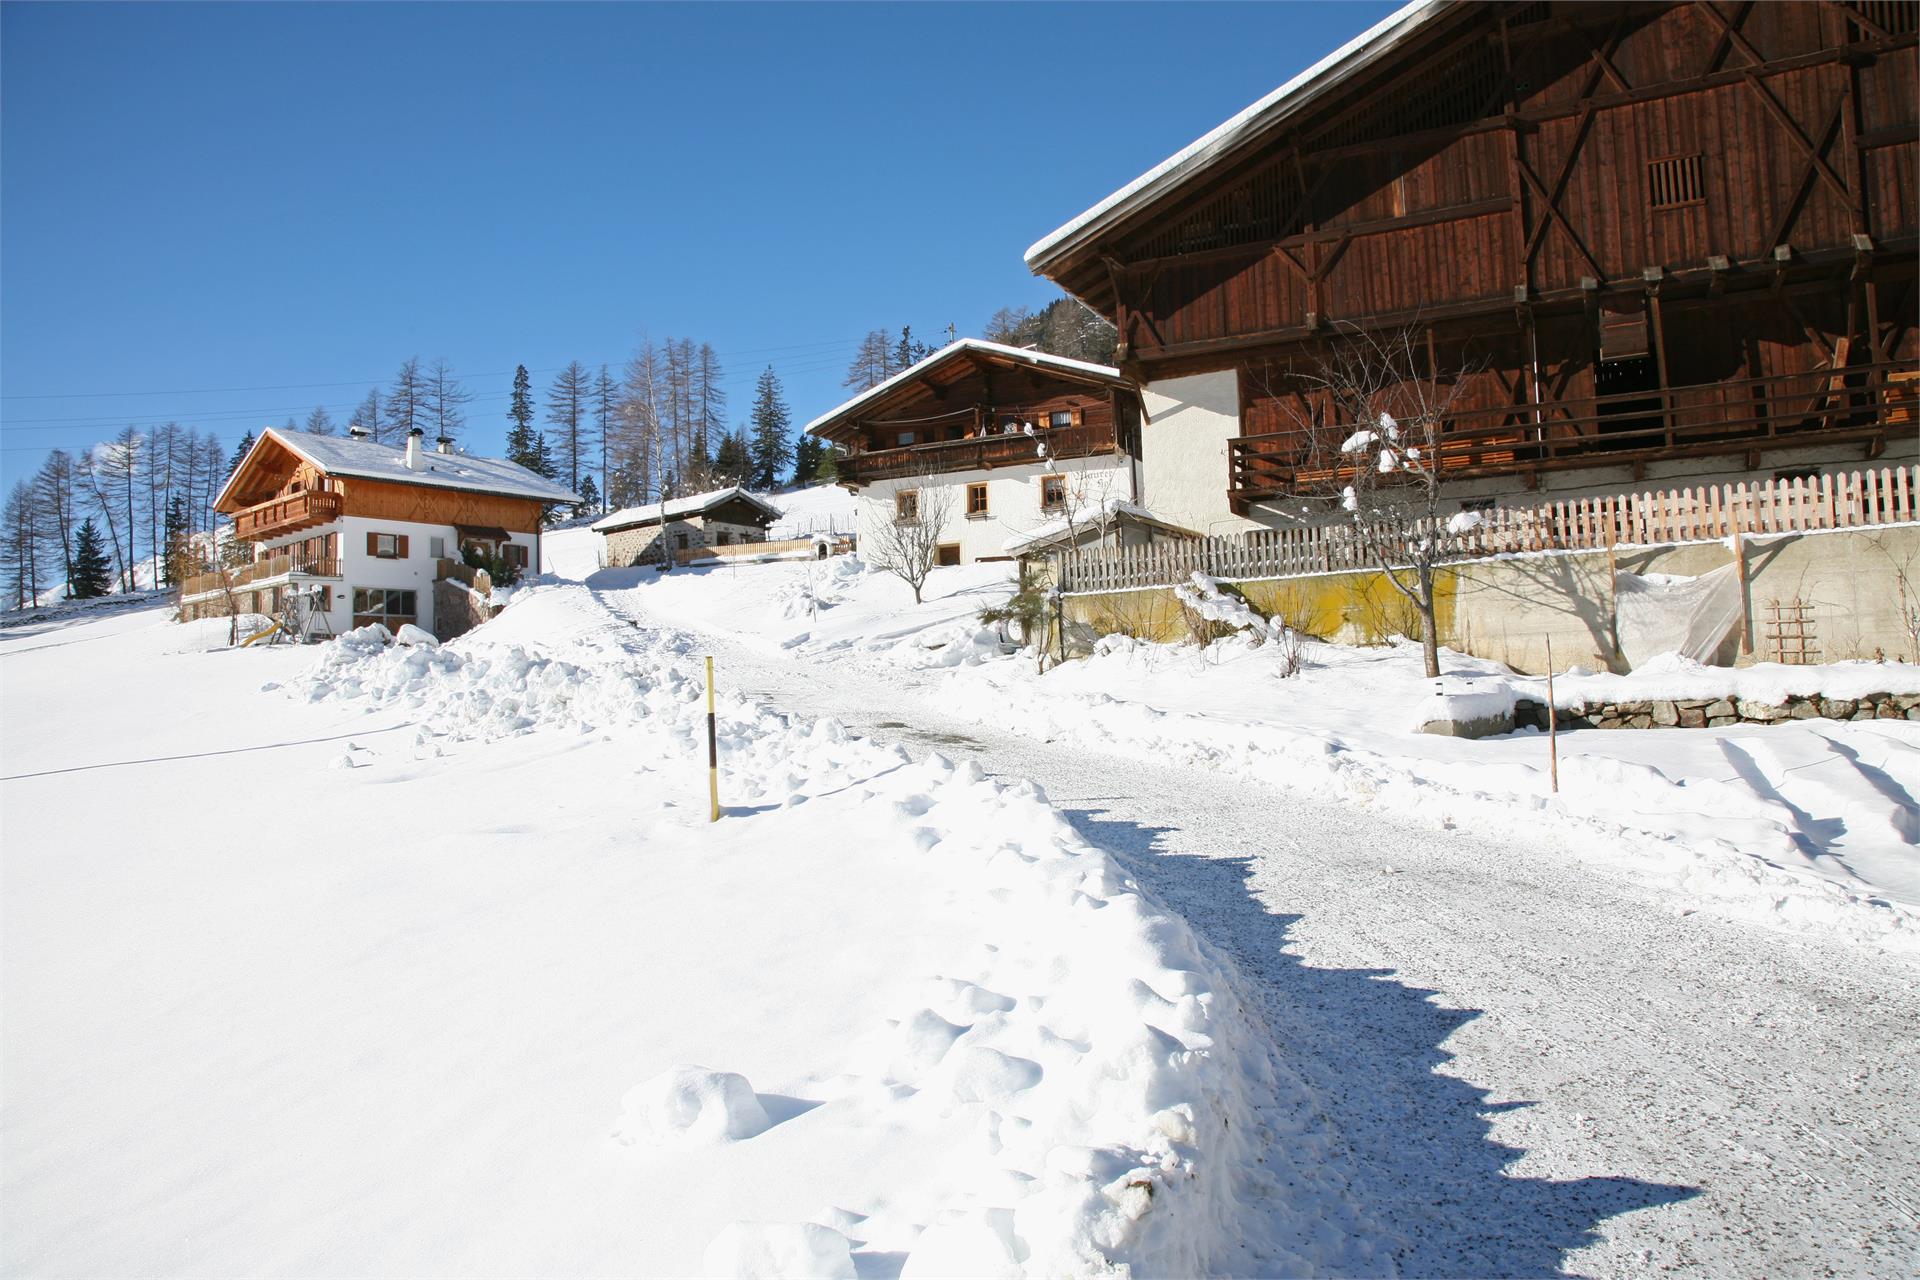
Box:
278 590 1370 1275
703 1222 857 1280
1522 652 1920 710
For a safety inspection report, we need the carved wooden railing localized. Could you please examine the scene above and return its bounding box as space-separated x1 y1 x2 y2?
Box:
230 490 343 540
1231 361 1917 502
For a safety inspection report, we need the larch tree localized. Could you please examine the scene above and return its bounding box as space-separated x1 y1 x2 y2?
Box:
34 450 78 594
748 366 792 490
546 361 592 492
426 360 472 444
3 481 41 609
694 344 727 479
384 358 428 444
843 329 895 391
349 389 382 441
305 404 336 435
593 365 619 502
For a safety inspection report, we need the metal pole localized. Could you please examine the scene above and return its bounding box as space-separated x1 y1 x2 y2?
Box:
706 656 720 823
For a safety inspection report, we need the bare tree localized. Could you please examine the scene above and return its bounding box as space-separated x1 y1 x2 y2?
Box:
1255 325 1479 678
34 450 78 595
384 358 427 445
3 481 42 608
305 404 336 435
866 478 956 604
547 360 592 492
426 360 472 444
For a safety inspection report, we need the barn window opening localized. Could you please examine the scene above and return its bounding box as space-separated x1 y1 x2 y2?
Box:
1647 155 1705 209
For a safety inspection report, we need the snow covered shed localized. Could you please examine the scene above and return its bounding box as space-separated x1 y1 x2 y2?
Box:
593 487 782 567
804 339 1146 566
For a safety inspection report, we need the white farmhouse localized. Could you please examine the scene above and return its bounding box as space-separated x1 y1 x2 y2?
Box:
805 340 1152 565
181 426 577 639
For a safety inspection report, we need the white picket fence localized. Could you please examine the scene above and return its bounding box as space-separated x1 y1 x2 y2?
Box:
1060 464 1917 594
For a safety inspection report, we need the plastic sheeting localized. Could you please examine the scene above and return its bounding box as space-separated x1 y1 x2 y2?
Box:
1615 564 1744 668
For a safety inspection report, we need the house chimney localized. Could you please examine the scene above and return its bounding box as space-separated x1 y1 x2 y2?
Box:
405 427 426 471
435 435 454 455
348 425 370 440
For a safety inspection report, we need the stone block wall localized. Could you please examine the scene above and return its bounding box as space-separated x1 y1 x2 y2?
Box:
1515 690 1920 731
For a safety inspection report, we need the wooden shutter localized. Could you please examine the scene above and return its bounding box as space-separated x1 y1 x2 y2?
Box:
366 531 378 556
397 535 409 559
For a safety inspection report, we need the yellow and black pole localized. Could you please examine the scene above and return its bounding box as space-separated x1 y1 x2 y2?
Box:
705 656 721 822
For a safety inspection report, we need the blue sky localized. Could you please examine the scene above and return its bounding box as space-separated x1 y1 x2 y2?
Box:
1 1 1397 487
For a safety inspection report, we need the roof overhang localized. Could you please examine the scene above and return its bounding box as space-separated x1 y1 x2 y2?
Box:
1023 0 1453 291
804 339 1136 442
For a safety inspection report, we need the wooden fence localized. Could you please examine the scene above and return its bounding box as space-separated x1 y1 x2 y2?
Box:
1059 464 1917 594
180 554 341 601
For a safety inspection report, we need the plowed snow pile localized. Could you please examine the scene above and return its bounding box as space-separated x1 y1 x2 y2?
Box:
0 588 1381 1276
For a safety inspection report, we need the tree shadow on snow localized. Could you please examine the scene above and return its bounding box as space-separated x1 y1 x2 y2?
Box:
1059 805 1699 1279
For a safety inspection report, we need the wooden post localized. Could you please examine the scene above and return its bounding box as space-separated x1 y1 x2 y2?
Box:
705 656 721 823
1544 634 1559 795
1730 509 1753 657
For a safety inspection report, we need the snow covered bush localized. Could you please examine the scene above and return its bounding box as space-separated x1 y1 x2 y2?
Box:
1173 574 1304 676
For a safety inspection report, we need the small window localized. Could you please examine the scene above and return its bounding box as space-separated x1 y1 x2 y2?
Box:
967 483 989 517
504 543 529 568
1002 420 1020 434
1049 409 1073 429
429 536 446 560
936 544 962 567
897 431 915 446
1040 475 1067 512
1646 154 1704 210
717 530 731 545
675 532 690 550
896 489 919 521
373 533 401 559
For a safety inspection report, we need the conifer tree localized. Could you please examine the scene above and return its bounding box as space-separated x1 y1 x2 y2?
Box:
546 361 592 492
712 431 752 487
505 364 543 471
791 433 823 487
227 431 255 477
161 495 192 587
577 474 600 515
70 519 112 598
747 367 792 491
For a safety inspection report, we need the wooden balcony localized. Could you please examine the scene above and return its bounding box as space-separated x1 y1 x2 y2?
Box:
180 555 341 601
1230 361 1917 507
231 490 343 540
837 422 1118 487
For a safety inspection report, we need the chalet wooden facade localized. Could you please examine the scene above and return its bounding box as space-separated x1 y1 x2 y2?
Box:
1025 0 1919 529
183 427 577 638
805 340 1145 564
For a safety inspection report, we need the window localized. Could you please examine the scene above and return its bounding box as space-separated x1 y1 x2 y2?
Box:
429 536 446 560
966 483 989 517
675 532 690 550
936 544 961 567
895 489 919 522
1049 409 1073 429
367 531 407 559
717 530 731 546
503 543 529 568
897 431 916 446
1646 154 1705 210
351 588 416 626
1040 475 1067 512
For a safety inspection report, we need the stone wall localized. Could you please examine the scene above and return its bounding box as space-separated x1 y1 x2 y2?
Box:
1514 690 1920 731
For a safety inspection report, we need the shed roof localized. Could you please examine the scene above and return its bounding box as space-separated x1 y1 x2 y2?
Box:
592 486 783 533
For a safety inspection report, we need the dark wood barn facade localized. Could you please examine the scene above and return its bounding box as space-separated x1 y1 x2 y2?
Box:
1028 0 1918 517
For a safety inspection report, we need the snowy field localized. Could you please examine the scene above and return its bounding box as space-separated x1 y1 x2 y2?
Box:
591 555 1920 952
1 591 1371 1277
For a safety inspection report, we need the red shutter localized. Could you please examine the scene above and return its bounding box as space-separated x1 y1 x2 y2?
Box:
397 535 409 559
366 531 377 556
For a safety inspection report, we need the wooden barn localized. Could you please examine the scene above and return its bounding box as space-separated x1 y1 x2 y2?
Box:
1024 0 1918 531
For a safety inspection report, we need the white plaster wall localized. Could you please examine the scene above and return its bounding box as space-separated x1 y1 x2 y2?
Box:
1139 371 1257 537
856 456 1134 563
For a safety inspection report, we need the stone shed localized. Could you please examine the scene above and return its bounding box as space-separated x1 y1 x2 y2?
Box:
593 487 781 568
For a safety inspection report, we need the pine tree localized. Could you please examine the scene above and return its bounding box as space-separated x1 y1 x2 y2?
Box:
712 431 752 487
161 494 193 587
305 405 336 435
228 430 255 477
813 443 839 484
577 473 600 515
505 364 542 472
70 518 112 598
791 433 822 487
747 367 793 491
893 325 931 371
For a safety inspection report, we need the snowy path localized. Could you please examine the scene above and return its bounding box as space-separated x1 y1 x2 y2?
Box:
597 581 1920 1279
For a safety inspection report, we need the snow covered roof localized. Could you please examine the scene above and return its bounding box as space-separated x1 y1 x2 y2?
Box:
592 486 783 533
802 339 1132 439
1001 498 1198 557
1024 0 1446 275
220 428 581 509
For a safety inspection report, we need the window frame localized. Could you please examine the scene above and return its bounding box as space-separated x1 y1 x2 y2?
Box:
966 483 989 518
373 532 401 559
895 489 919 522
1049 409 1073 429
1040 474 1068 513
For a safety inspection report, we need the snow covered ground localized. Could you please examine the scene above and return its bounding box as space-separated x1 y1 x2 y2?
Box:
2 590 1375 1277
588 555 1920 950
